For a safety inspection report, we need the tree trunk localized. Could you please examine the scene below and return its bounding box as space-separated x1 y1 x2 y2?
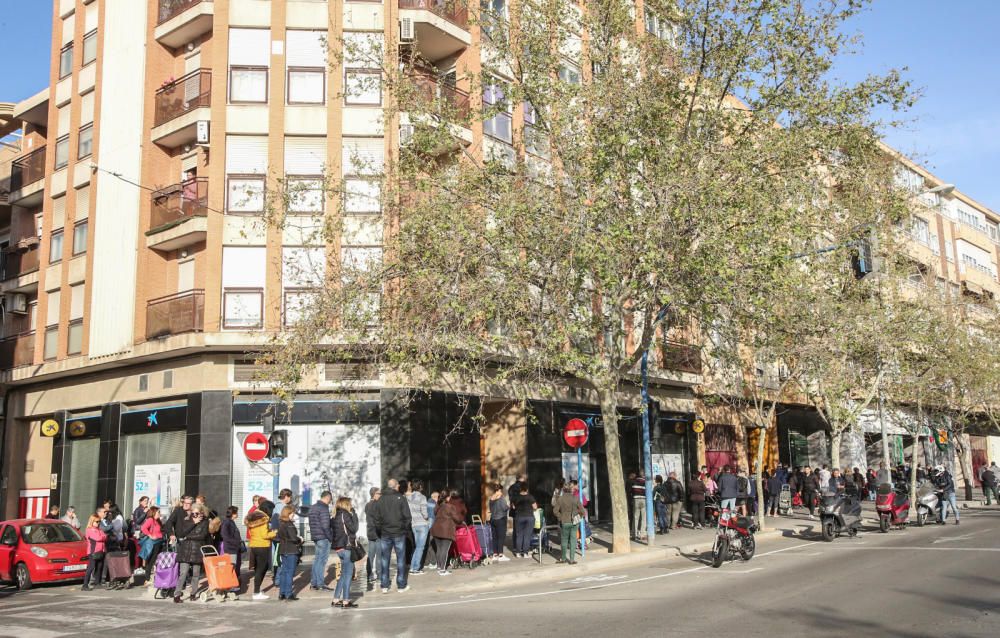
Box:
830 429 842 470
599 386 631 554
954 433 975 502
755 422 767 529
910 399 923 512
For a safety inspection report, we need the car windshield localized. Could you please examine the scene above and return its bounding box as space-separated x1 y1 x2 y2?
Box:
21 523 81 544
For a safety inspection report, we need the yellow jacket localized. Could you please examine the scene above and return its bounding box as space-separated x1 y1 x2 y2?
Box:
245 510 276 548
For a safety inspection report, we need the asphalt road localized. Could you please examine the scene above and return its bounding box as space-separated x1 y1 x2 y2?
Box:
2 510 998 638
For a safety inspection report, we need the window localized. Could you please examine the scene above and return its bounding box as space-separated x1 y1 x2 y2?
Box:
284 137 326 213
78 125 94 159
344 179 381 213
55 136 70 170
59 45 73 78
343 32 383 106
481 0 507 39
523 101 549 158
49 230 64 264
229 66 268 103
286 177 324 213
345 71 381 106
644 8 675 43
283 289 318 326
483 81 512 143
73 221 88 255
341 246 383 273
164 370 173 389
288 68 325 104
910 216 929 245
227 176 266 213
558 64 581 85
223 289 264 329
82 30 97 66
67 320 83 355
44 326 59 360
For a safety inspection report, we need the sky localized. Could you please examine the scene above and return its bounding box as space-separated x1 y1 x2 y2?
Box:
0 0 998 210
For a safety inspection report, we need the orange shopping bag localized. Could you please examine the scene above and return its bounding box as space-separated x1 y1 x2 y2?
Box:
201 546 239 591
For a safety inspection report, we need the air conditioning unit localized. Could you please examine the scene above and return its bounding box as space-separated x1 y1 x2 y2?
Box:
400 18 415 42
8 293 28 314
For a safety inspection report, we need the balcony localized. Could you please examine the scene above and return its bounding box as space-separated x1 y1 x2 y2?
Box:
146 178 209 251
958 261 999 298
0 332 35 370
661 340 703 375
146 289 205 340
412 74 471 120
8 147 46 205
399 0 471 63
953 221 993 252
155 0 215 49
1 244 41 293
152 70 211 148
402 72 474 152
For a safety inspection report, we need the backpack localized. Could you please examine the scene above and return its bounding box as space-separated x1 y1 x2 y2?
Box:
737 476 749 495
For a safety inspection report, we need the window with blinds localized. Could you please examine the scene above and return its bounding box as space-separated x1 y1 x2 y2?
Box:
285 137 327 213
223 247 266 329
287 30 327 105
226 136 268 213
343 32 383 106
229 28 271 103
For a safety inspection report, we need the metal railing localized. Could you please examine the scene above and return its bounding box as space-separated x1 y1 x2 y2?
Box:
1 245 41 281
158 0 208 24
154 69 212 127
10 147 46 192
150 178 209 232
399 0 469 29
146 289 205 339
410 73 471 120
661 340 703 375
0 331 35 369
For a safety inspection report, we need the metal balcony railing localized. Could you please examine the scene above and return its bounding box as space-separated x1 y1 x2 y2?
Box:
410 73 471 120
399 0 469 29
1 245 41 281
154 69 212 127
661 340 703 375
146 289 205 339
158 0 207 24
9 147 46 191
150 177 209 232
0 331 35 369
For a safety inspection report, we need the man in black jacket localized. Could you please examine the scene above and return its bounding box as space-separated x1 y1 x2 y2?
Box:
364 487 382 589
982 463 998 506
933 466 960 525
664 472 685 530
508 474 526 550
372 478 412 593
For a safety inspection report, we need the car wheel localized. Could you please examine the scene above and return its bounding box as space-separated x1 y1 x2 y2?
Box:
15 563 32 591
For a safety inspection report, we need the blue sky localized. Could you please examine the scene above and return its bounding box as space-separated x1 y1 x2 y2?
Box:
1 0 998 210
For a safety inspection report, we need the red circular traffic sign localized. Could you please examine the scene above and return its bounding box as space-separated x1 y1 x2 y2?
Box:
243 432 270 462
563 418 589 448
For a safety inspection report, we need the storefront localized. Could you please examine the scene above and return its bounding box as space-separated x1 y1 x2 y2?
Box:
116 404 188 514
54 414 102 516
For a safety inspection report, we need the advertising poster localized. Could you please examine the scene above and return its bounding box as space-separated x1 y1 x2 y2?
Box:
652 454 684 481
133 463 182 511
561 453 591 503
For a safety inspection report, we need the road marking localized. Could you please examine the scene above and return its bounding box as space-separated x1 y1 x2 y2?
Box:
825 546 1000 552
326 543 814 613
699 567 764 574
931 530 988 544
0 627 67 638
557 574 629 584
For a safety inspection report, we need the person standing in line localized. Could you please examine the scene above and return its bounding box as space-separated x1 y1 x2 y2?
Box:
308 491 334 591
276 506 302 601
331 497 360 608
164 495 194 545
508 474 526 550
552 482 585 564
801 467 820 519
406 480 430 575
717 466 739 514
62 506 81 530
429 493 462 576
372 478 412 594
424 490 438 569
687 473 707 529
220 506 243 600
138 506 164 577
766 472 782 516
664 471 685 529
47 504 61 519
512 484 537 558
245 502 276 601
630 471 648 540
487 483 510 561
652 476 669 534
82 514 107 591
173 504 210 603
982 462 998 506
131 496 150 533
364 487 382 589
270 489 294 580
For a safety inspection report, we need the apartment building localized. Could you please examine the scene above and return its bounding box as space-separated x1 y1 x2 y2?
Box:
0 0 702 525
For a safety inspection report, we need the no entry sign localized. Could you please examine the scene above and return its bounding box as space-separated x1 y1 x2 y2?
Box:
243 431 270 462
563 418 589 449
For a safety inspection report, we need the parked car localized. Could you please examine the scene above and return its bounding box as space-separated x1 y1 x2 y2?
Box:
0 519 89 590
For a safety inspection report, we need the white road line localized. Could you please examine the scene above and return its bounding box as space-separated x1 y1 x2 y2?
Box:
699 567 764 574
823 546 1000 552
330 542 814 613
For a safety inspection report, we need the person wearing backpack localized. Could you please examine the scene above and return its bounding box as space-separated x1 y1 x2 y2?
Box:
552 483 585 564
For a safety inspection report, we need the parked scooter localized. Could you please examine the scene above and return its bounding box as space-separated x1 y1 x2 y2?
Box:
914 481 941 527
711 508 757 568
819 487 863 541
875 483 910 532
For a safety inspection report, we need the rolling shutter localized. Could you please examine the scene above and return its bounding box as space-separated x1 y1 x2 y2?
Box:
284 137 327 175
226 135 268 174
286 30 327 67
342 138 384 176
229 28 271 67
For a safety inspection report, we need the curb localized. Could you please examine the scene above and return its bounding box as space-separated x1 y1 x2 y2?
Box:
449 529 785 593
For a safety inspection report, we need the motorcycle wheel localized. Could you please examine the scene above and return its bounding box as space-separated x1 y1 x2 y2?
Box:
740 534 756 561
711 537 729 568
821 521 835 542
879 514 889 533
917 508 927 527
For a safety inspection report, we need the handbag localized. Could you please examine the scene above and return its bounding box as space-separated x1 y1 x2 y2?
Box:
89 538 105 561
343 516 366 562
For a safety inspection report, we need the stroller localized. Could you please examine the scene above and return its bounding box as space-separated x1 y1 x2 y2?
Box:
778 485 792 515
530 511 550 561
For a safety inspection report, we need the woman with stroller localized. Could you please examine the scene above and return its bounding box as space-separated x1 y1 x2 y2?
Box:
429 492 464 576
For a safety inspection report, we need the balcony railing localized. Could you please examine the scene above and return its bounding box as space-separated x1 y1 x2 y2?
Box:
154 69 212 127
146 289 205 339
9 147 46 192
399 0 469 29
661 340 703 375
0 332 35 369
158 0 207 24
150 178 209 232
1 245 41 281
410 74 470 120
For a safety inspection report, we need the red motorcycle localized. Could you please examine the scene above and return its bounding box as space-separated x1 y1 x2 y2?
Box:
711 508 756 568
875 483 910 532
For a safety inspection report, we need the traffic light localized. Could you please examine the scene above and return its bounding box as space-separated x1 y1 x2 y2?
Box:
268 429 288 459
